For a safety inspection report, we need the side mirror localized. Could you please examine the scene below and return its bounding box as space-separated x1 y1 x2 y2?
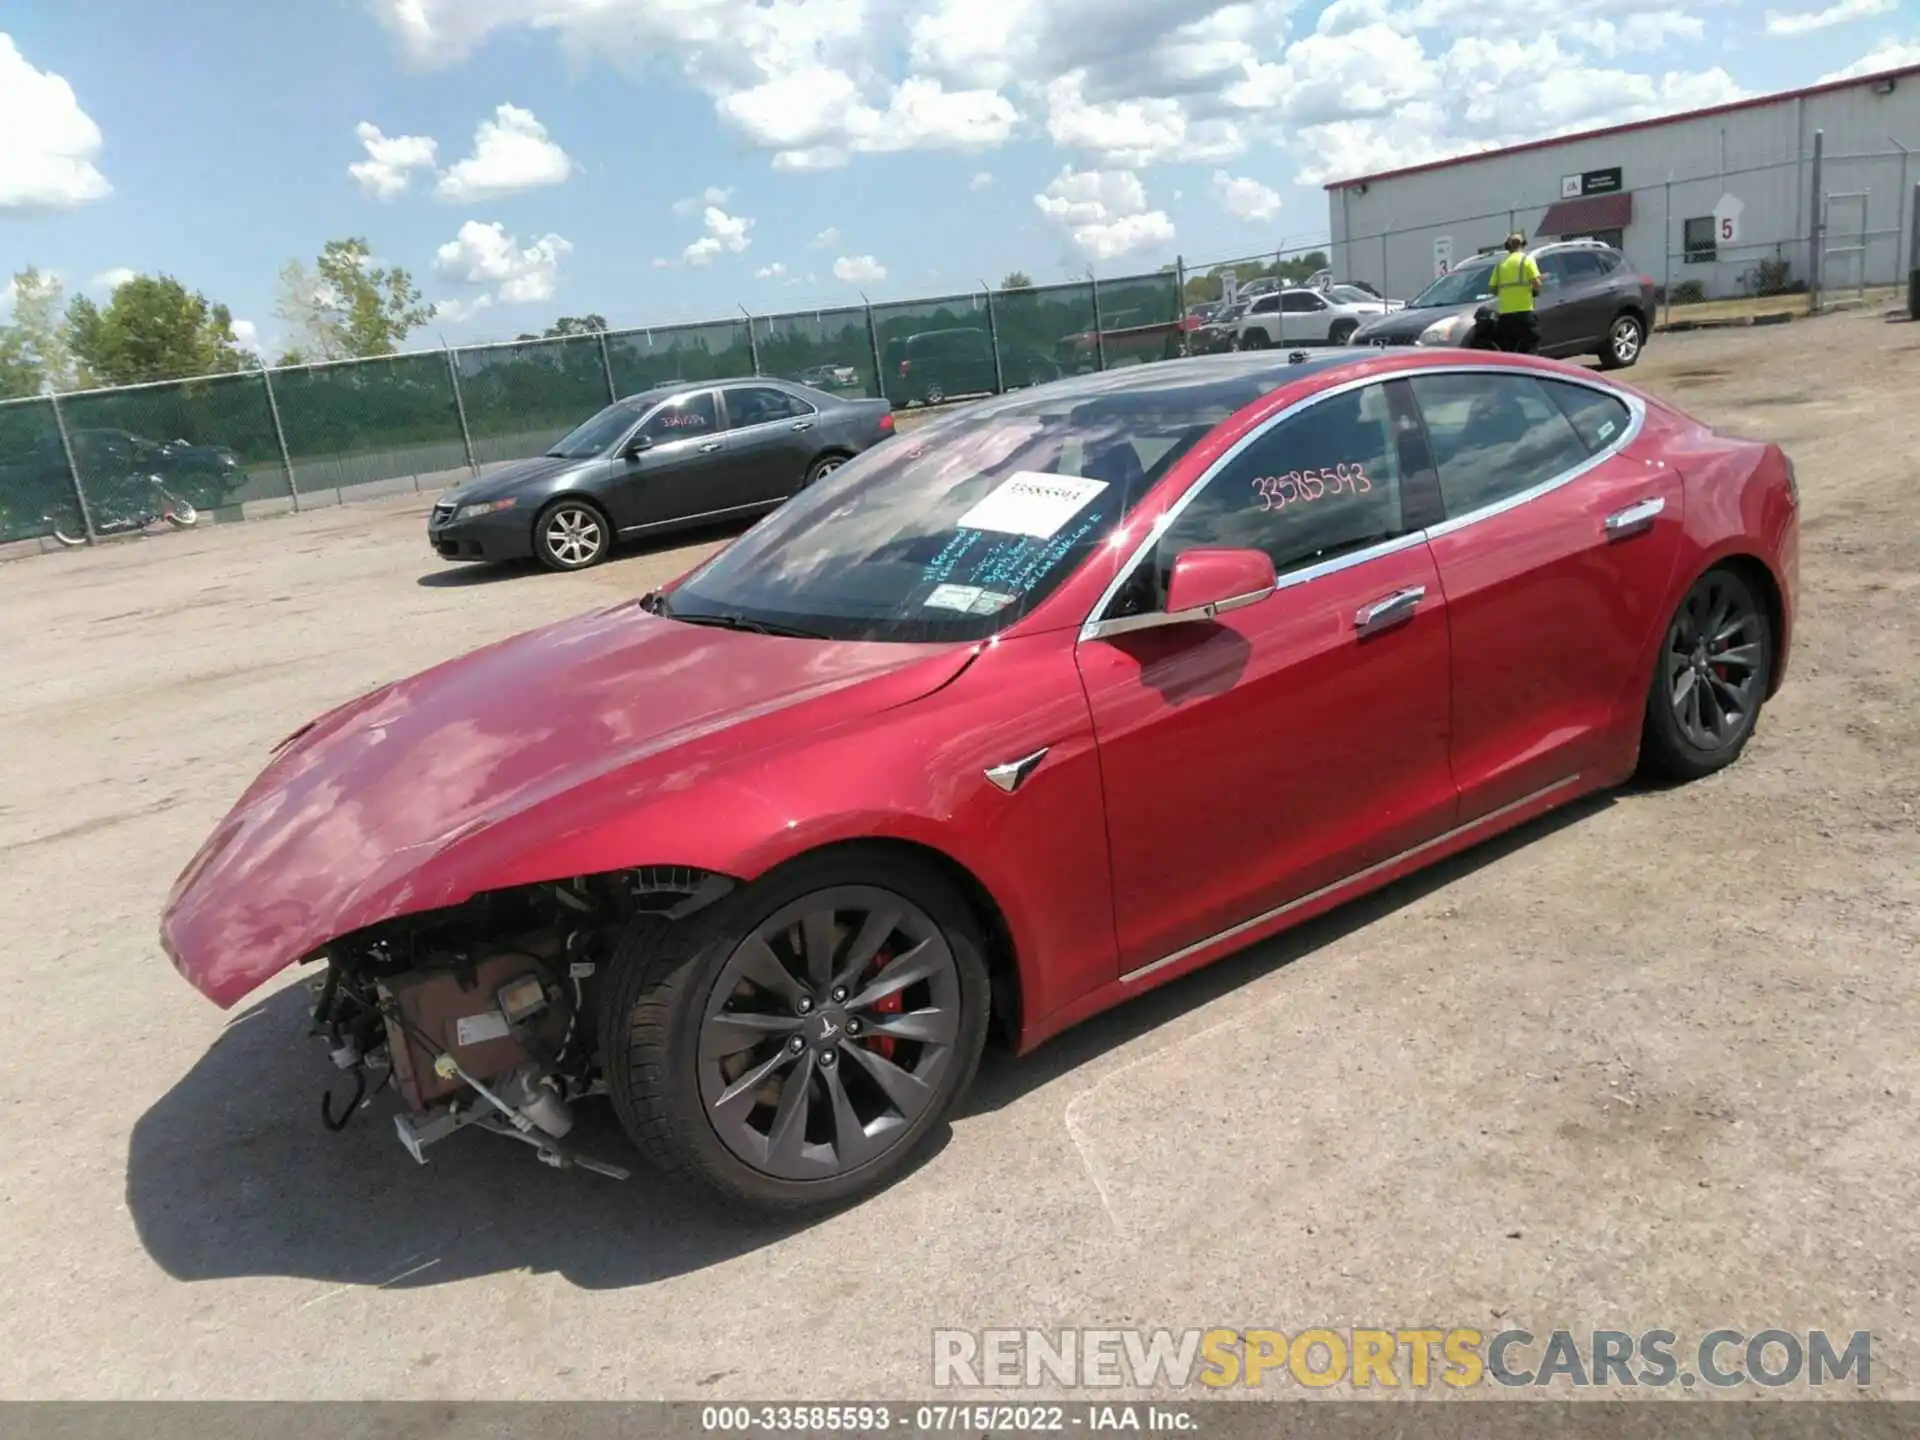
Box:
623 434 653 458
1164 547 1278 621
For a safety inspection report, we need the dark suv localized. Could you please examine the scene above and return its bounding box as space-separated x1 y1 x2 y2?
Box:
1349 239 1655 369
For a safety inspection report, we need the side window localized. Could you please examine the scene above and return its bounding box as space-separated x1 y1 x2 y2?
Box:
1559 252 1606 282
1280 291 1325 312
1410 373 1593 517
1250 296 1279 315
641 391 718 440
1538 378 1633 454
1148 383 1408 589
727 386 810 428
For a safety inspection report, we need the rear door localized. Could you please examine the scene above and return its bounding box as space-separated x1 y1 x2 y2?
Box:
1410 369 1685 820
719 384 817 503
1535 252 1609 354
1076 377 1458 972
602 389 727 532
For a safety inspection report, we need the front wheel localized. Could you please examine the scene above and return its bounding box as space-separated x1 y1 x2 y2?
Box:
1238 329 1270 350
1639 566 1773 781
1328 319 1358 345
599 847 992 1213
1599 313 1645 369
534 498 612 571
160 490 199 528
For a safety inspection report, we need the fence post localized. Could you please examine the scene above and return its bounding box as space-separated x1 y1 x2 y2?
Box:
1809 129 1825 315
47 392 96 545
864 302 886 402
1910 182 1920 311
982 282 1006 393
1089 271 1107 371
445 345 479 478
596 328 618 402
1661 180 1674 328
258 363 301 511
1174 255 1187 357
1380 231 1389 297
741 306 762 375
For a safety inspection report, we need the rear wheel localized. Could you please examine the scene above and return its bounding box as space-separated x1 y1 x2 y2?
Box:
1599 312 1645 369
1639 565 1773 781
534 498 612 571
160 490 198 528
600 847 992 1213
923 382 946 406
802 454 847 487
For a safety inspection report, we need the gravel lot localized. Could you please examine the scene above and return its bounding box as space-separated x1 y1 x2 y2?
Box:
2 310 1916 1401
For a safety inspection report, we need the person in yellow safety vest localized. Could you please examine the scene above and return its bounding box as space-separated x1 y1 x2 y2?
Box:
1489 232 1543 353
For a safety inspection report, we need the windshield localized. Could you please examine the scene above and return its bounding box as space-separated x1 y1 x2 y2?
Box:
661 400 1227 643
1328 285 1376 304
1408 263 1497 309
546 403 640 458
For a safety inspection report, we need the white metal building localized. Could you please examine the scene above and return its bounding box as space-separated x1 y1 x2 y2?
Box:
1326 63 1920 303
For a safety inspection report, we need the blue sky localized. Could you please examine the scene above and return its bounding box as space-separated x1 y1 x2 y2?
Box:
2 0 1915 355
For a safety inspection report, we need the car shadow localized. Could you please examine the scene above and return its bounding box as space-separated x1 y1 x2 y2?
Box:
125 792 1612 1292
414 519 754 589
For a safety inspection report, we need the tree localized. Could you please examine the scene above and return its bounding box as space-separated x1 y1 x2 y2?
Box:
516 315 610 341
275 238 434 361
999 271 1034 291
0 267 74 395
64 275 244 386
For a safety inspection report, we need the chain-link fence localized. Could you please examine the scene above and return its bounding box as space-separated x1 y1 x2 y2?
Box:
1326 139 1917 321
0 269 1186 553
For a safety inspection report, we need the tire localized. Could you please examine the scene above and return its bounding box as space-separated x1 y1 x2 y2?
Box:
160 491 198 528
1638 565 1773 782
923 382 946 406
533 497 612 572
802 453 848 487
599 846 993 1214
1328 319 1358 346
1599 312 1645 369
49 517 87 547
1238 329 1270 350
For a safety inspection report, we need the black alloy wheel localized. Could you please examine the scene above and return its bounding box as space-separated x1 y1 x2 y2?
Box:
1640 565 1773 780
534 498 611 572
600 848 991 1211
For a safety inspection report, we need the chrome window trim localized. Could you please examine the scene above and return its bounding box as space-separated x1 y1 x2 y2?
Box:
720 382 820 432
1076 363 1645 643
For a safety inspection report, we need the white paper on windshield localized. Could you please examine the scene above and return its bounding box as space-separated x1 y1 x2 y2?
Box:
957 472 1108 540
925 583 984 612
970 590 1017 615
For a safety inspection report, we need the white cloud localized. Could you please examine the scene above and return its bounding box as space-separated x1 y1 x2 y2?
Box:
774 145 850 171
755 261 788 278
682 205 752 265
1044 71 1245 166
231 319 261 351
1821 38 1920 76
672 185 732 217
434 295 495 323
435 104 574 201
719 71 1017 158
90 266 136 293
833 254 887 283
1034 166 1176 262
1212 170 1281 222
970 170 995 190
348 121 438 199
434 219 573 304
0 34 111 208
651 257 674 269
1767 0 1895 33
811 227 842 249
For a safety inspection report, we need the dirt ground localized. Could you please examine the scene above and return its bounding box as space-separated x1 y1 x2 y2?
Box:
1 310 1916 1402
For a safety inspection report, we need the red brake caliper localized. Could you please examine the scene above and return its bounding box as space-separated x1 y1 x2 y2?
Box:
863 950 903 1061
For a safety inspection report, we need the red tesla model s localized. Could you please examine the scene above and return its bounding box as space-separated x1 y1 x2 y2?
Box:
161 348 1798 1212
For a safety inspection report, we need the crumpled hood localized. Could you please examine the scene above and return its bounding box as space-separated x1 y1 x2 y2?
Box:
444 454 589 505
1354 303 1473 341
161 604 973 1007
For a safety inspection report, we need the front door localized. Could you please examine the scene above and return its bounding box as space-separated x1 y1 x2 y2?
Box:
604 389 727 532
1408 369 1685 820
1281 290 1333 342
1076 378 1459 972
719 384 818 504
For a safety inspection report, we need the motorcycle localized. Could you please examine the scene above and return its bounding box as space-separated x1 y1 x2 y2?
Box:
46 465 199 547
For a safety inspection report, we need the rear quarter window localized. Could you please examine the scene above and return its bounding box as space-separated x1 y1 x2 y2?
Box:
1539 379 1633 454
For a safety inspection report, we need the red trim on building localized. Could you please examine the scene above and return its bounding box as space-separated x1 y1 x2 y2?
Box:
1323 64 1920 191
1537 192 1634 235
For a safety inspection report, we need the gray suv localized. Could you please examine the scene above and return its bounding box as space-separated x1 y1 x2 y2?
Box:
1350 239 1655 369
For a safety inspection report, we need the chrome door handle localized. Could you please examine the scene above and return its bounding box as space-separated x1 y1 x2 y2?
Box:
699 441 723 453
1354 585 1426 635
1604 496 1665 539
791 420 813 432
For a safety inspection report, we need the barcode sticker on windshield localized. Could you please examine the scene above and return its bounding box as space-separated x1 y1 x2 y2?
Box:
957 472 1109 539
925 584 984 612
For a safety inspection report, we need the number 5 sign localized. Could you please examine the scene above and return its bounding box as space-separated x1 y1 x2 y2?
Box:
1713 193 1744 246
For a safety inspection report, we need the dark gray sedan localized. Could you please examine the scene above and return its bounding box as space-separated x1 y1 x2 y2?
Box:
429 377 896 571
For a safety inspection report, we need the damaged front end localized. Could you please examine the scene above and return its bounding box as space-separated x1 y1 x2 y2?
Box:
305 865 730 1180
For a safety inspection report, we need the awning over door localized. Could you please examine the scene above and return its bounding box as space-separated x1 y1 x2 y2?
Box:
1537 192 1633 236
